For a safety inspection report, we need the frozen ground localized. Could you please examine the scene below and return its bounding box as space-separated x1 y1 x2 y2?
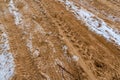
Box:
58 0 120 46
0 25 15 80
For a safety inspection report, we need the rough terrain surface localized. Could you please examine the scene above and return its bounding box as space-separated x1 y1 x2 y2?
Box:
0 0 120 80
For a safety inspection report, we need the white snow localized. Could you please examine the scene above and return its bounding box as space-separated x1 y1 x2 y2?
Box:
108 15 120 22
9 0 22 25
33 49 40 58
62 45 68 54
26 34 41 58
58 0 120 46
0 26 15 80
72 55 79 61
0 53 14 80
26 33 33 52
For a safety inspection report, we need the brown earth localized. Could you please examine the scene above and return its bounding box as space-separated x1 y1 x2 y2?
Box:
0 0 120 80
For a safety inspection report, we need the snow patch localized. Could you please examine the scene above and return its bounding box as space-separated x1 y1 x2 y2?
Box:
26 33 33 52
26 34 40 58
58 0 120 46
9 0 22 25
0 53 14 80
72 55 79 61
62 45 68 54
108 15 120 22
0 26 15 80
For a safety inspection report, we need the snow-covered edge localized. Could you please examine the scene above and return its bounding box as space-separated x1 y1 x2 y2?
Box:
8 0 22 25
58 0 120 46
0 26 15 80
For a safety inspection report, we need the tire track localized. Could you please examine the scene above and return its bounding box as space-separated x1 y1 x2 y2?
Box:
37 0 97 80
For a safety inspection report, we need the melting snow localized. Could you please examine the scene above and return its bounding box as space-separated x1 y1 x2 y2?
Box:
62 45 68 54
72 55 79 61
33 49 40 58
26 33 33 52
0 53 14 80
0 26 15 80
58 0 120 46
26 34 40 58
9 0 22 25
108 15 120 22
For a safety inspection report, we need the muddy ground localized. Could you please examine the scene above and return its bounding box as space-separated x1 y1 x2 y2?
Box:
0 0 120 80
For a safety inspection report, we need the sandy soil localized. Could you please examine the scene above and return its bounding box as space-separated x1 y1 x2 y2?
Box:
0 0 120 80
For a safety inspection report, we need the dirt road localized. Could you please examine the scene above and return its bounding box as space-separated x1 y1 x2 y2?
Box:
0 0 120 80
